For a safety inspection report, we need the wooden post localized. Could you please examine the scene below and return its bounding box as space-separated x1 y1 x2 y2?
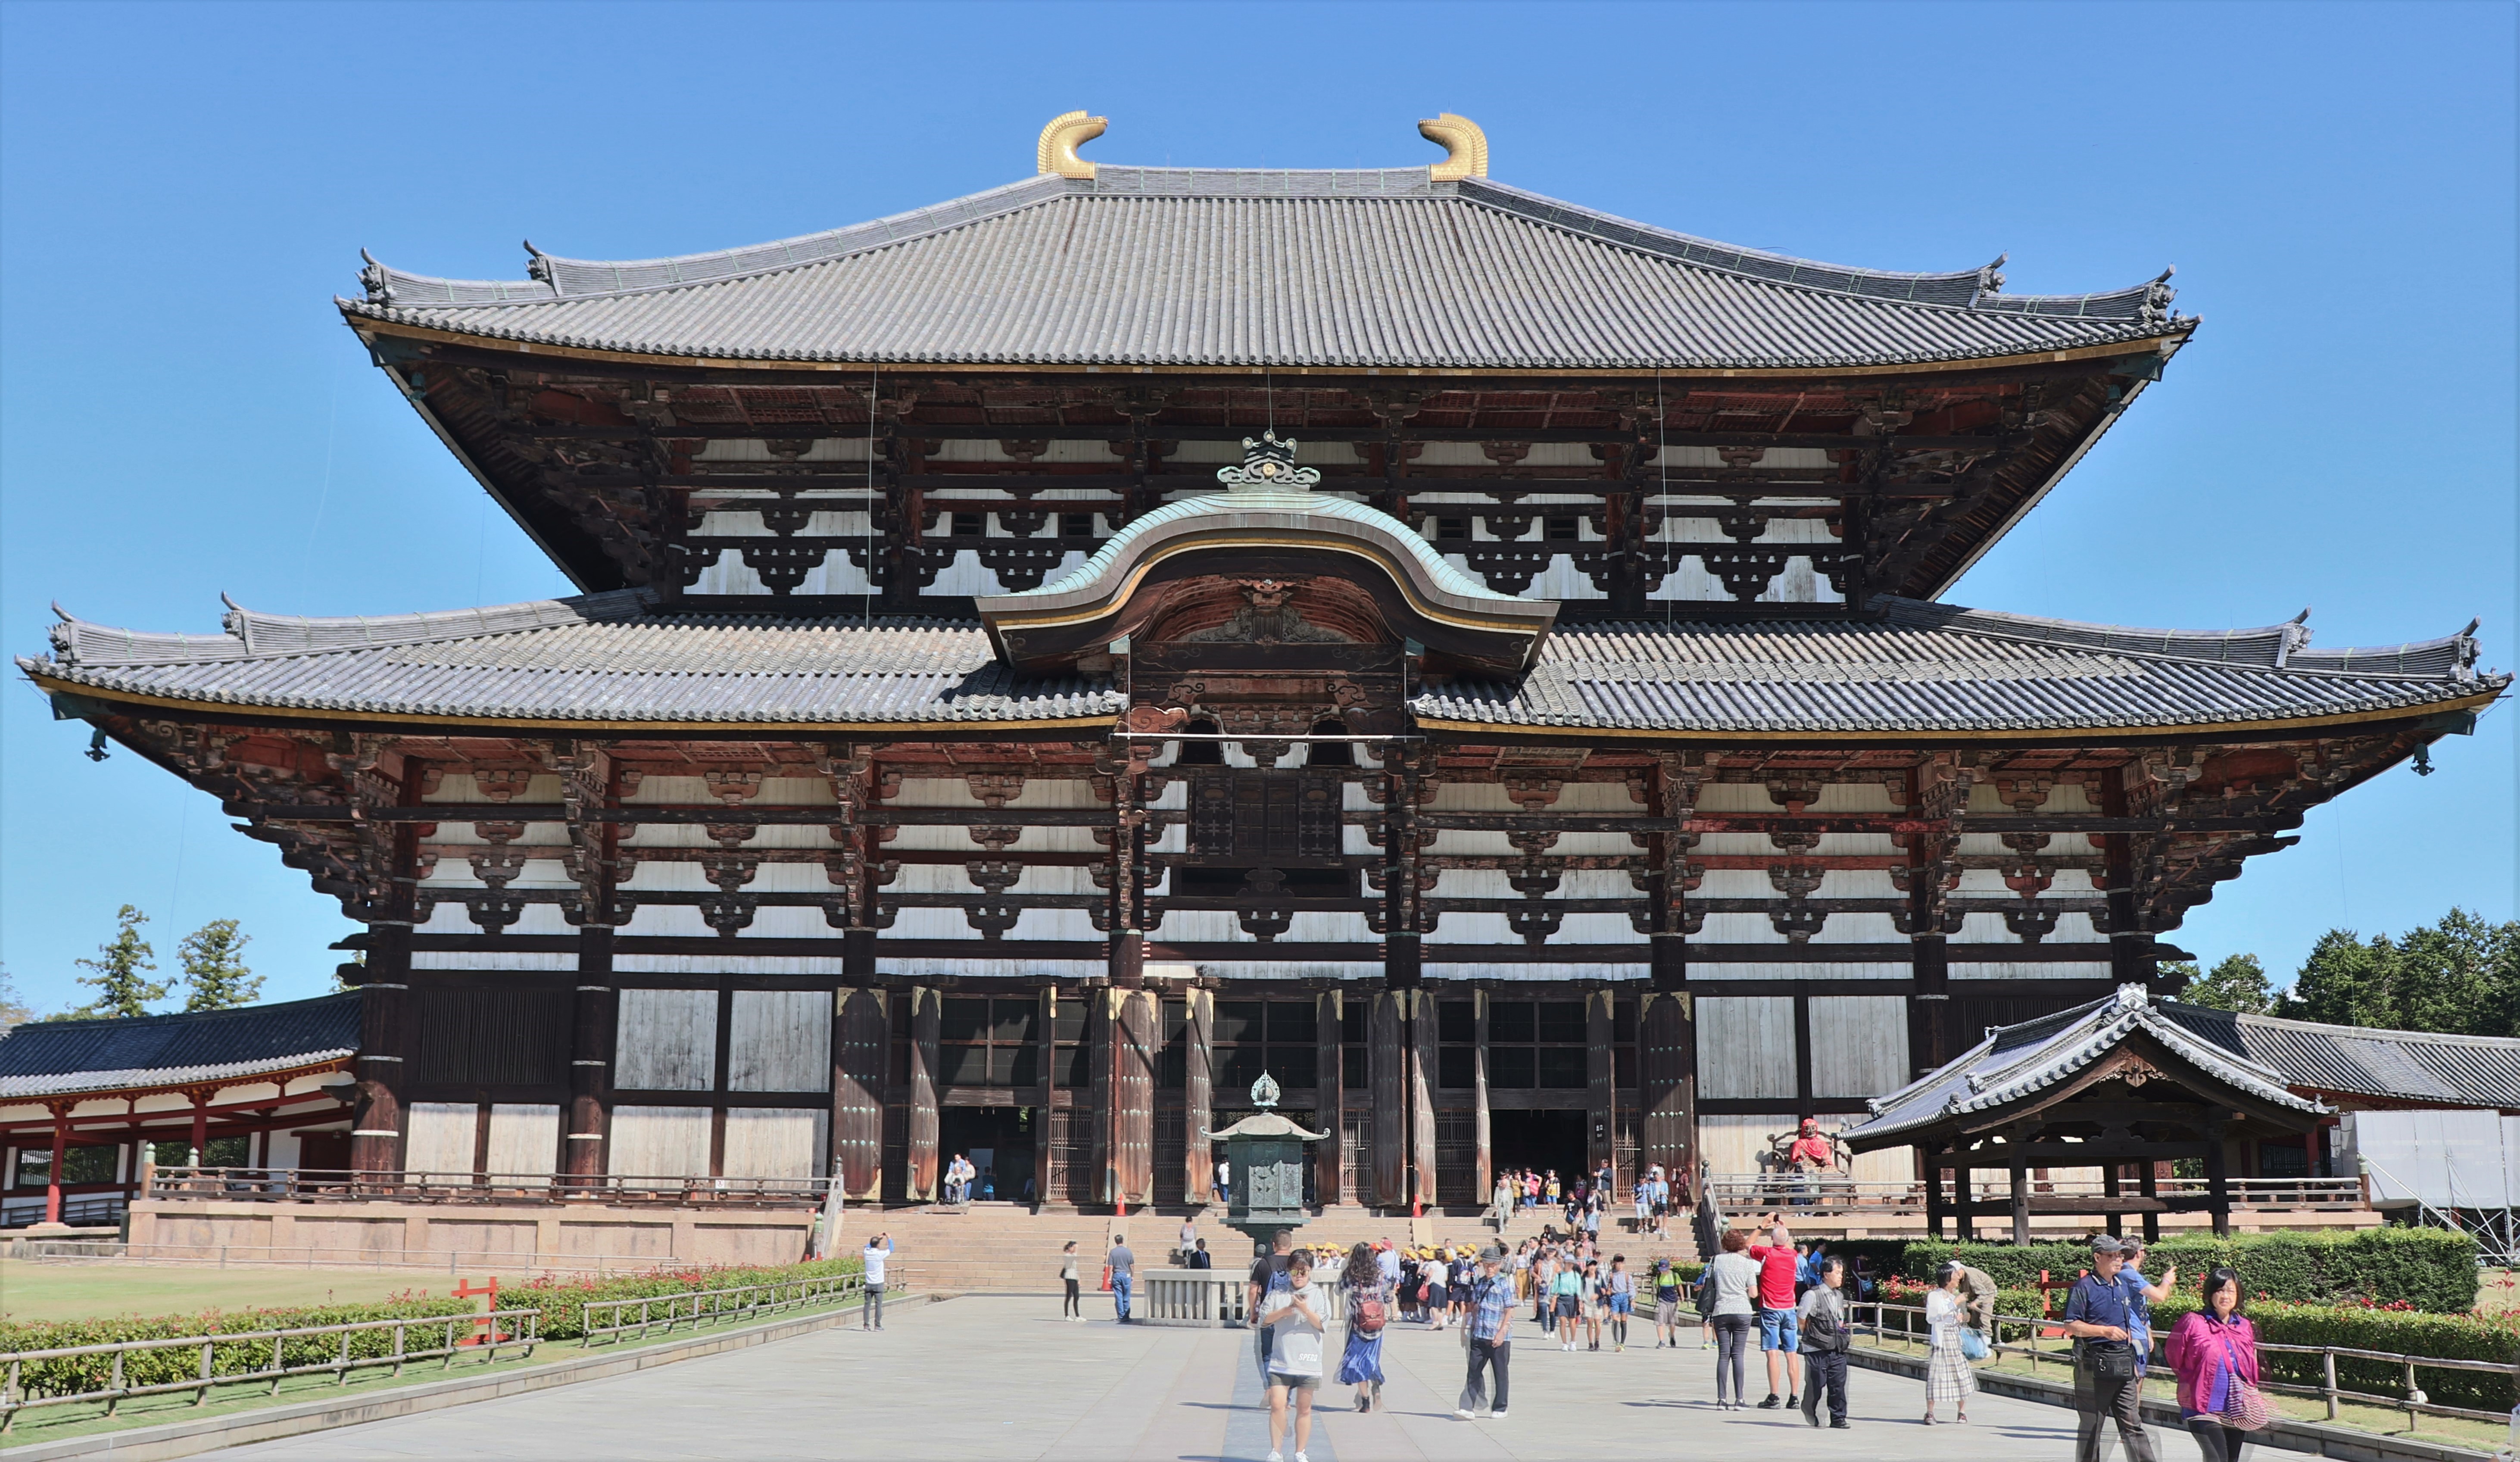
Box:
1639 988 1694 1187
189 1095 210 1162
349 924 411 1177
566 925 615 1179
1314 990 1341 1205
1586 989 1615 1187
1369 988 1407 1210
1953 1153 1975 1241
1408 990 1439 1210
907 987 940 1202
2140 1160 2161 1244
44 1107 67 1224
1110 989 1156 1207
1908 935 1951 1077
2102 1162 2123 1239
1472 990 1492 1205
833 979 887 1201
1035 985 1058 1208
1922 1146 1946 1239
2009 1140 2031 1245
2205 1114 2233 1238
1185 988 1214 1204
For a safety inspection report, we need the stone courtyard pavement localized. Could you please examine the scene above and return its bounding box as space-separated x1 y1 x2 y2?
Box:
216 1297 2159 1460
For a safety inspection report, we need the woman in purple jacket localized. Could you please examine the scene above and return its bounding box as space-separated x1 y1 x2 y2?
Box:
2164 1266 2262 1461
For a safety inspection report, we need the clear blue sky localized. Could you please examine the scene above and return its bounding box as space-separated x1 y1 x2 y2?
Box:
2 1 2511 1013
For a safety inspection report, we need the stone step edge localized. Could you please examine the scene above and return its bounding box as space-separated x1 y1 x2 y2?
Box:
1844 1344 2489 1462
3 1291 935 1462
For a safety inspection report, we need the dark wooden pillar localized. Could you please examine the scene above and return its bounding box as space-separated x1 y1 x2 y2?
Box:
1909 935 1951 1078
2140 1159 2162 1244
1035 985 1058 1208
349 924 411 1176
1586 989 1615 1187
834 981 887 1201
1185 988 1214 1204
2103 1162 2124 1238
2008 1136 2031 1245
565 925 615 1179
1472 991 1492 1204
1953 1150 1976 1241
1408 990 1438 1209
1111 988 1156 1207
1640 990 1695 1190
43 1106 68 1224
1085 990 1113 1204
1315 990 1342 1205
2205 1114 2233 1237
1369 989 1407 1209
907 986 940 1202
1922 1144 1947 1240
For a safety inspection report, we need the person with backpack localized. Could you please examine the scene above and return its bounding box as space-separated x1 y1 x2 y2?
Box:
1337 1241 1390 1414
1797 1253 1853 1429
1605 1254 1635 1351
2166 1265 2265 1461
1454 1244 1513 1421
1651 1258 1684 1348
1550 1251 1584 1350
1249 1228 1296 1379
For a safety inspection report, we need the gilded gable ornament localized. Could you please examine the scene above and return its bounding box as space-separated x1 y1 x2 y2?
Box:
1251 1070 1281 1109
1216 431 1320 494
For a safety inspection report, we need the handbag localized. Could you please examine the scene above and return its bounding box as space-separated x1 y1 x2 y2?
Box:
1959 1325 1990 1362
2218 1327 2272 1430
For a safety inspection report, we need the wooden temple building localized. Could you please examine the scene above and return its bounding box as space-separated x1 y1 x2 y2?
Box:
19 113 2504 1223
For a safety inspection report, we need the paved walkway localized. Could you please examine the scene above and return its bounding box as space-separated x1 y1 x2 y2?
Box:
217 1297 2178 1459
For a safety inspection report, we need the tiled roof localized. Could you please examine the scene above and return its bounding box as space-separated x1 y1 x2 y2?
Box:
341 168 2184 371
23 592 2495 733
2160 1003 2520 1110
1846 986 2324 1147
0 994 360 1101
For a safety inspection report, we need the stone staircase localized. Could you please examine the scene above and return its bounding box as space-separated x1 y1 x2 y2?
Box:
867 1203 1703 1294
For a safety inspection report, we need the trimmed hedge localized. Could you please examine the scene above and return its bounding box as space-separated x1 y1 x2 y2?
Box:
0 1297 477 1401
501 1256 867 1341
1895 1229 2479 1314
2150 1298 2520 1415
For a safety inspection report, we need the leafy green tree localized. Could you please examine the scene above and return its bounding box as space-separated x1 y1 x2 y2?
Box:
69 905 171 1018
2279 928 2398 1027
178 919 260 1010
2181 953 2275 1014
2157 959 2201 1000
0 964 33 1029
2280 909 2520 1035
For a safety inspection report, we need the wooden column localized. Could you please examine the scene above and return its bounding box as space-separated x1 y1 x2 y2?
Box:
1110 988 1157 1207
2008 1138 2031 1245
349 925 411 1176
1184 988 1214 1204
1408 990 1438 1210
1640 990 1695 1189
1035 985 1058 1208
1953 1152 1975 1241
2205 1114 2233 1238
1922 1144 1947 1240
1908 935 1951 1078
1315 990 1342 1205
1586 990 1616 1188
1369 989 1407 1209
2102 1162 2124 1238
834 980 887 1201
906 986 940 1202
43 1106 67 1225
1472 991 1492 1204
2140 1160 2162 1244
1085 990 1113 1204
565 926 616 1178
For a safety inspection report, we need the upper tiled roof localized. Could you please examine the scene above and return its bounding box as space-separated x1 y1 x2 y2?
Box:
2161 1003 2520 1110
1846 985 2324 1147
0 994 360 1101
342 168 2184 371
22 590 2496 734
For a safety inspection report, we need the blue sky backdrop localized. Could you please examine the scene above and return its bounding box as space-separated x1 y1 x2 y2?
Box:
2 0 2511 1012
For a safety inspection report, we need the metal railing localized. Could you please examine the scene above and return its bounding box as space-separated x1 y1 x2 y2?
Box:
1856 1297 2514 1429
1702 1173 2366 1218
582 1272 873 1344
12 1239 702 1275
0 1308 541 1431
143 1167 833 1209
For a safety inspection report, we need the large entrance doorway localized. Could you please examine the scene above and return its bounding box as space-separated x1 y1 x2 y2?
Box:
937 1107 1032 1202
1488 1109 1587 1188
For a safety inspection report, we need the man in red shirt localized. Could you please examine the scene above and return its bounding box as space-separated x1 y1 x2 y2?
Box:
1747 1216 1803 1409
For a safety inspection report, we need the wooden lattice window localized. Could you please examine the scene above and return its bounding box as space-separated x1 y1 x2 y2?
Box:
1185 771 1342 863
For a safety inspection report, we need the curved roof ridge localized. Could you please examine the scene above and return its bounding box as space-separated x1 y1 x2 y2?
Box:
352 175 1070 310
50 589 652 667
1459 178 2175 322
1878 597 2491 683
2215 1004 2520 1051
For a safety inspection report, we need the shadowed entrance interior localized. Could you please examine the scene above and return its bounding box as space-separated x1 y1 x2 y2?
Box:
1487 1109 1587 1194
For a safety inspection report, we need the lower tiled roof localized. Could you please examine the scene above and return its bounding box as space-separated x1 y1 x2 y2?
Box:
0 994 360 1101
2161 1004 2520 1110
20 592 2497 733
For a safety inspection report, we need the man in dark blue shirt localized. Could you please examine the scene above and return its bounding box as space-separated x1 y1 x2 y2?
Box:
2062 1235 2158 1461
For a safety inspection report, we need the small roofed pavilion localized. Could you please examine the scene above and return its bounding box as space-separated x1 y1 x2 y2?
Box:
1842 985 2325 1241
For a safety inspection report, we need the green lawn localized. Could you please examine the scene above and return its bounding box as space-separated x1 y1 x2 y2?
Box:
0 1261 511 1323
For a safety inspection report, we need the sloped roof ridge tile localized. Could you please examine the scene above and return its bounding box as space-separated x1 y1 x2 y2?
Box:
1875 598 2489 683
51 589 655 668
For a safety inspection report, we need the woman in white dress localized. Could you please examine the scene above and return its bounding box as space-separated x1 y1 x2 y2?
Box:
1923 1260 1977 1425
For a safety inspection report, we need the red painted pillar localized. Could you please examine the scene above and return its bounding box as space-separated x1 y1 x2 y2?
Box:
45 1108 68 1224
190 1096 210 1164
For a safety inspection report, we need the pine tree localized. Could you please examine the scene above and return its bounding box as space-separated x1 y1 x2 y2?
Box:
71 905 172 1018
178 920 261 1010
0 963 33 1029
2181 953 2274 1014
